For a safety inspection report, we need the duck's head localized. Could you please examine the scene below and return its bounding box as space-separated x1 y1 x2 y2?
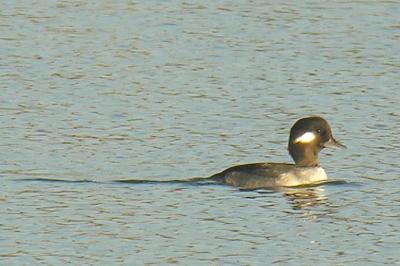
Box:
288 116 346 167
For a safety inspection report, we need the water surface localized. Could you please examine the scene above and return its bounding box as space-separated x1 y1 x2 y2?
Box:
1 0 399 265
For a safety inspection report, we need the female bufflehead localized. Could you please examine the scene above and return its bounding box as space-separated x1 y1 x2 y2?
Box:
210 116 346 188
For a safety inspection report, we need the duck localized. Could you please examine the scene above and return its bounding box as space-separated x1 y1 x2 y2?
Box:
209 116 346 188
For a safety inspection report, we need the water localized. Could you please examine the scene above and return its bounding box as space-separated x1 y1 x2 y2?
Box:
1 0 399 264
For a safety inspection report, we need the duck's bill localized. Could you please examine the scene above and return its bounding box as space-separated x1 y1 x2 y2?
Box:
324 137 346 149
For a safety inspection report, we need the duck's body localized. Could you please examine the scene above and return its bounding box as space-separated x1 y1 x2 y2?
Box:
211 163 327 188
210 116 345 189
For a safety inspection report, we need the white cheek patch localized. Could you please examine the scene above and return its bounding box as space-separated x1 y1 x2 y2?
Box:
294 132 316 144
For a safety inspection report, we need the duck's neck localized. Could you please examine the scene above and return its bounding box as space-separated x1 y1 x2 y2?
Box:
289 144 320 167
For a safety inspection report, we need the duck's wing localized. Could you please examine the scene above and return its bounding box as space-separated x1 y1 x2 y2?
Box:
210 163 295 189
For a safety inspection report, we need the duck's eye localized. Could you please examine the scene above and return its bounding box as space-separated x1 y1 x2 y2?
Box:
316 128 326 136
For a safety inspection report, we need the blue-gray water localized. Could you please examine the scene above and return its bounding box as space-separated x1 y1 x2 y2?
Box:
1 0 400 265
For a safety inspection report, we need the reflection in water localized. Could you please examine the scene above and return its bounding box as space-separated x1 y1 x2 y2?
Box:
282 186 327 210
238 182 335 221
281 180 358 210
247 184 329 211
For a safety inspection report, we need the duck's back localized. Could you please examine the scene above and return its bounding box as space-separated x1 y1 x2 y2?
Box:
210 163 327 189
